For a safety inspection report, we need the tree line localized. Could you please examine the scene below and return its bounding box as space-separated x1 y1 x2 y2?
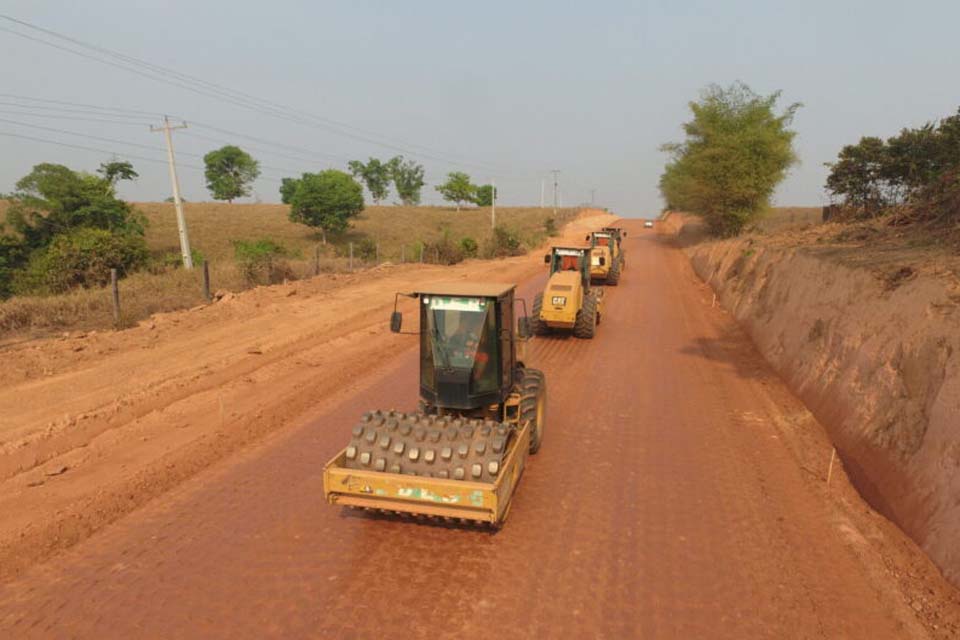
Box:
824 108 960 221
0 144 499 299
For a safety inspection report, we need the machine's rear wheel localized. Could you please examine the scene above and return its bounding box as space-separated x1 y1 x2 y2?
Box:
520 368 546 454
606 259 621 285
573 291 598 339
530 293 550 335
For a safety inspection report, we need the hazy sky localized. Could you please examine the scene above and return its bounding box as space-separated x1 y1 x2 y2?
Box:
2 1 959 216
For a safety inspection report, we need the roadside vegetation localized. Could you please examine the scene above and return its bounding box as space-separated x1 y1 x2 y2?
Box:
0 161 147 299
824 108 960 230
660 82 801 236
0 197 577 339
0 137 579 340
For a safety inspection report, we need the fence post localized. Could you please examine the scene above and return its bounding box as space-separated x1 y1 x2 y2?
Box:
110 268 120 328
202 260 211 302
401 245 405 263
314 244 321 276
349 242 354 271
434 247 439 264
376 242 380 264
419 245 424 263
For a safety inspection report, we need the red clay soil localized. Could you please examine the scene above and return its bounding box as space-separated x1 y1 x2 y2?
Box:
1 219 959 638
0 211 616 580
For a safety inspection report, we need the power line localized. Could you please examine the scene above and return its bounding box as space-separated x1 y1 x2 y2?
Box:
186 122 353 164
0 117 303 178
0 16 512 174
0 93 355 165
0 98 348 169
0 93 164 117
0 130 284 184
0 130 200 171
180 130 342 167
0 116 186 155
0 108 152 126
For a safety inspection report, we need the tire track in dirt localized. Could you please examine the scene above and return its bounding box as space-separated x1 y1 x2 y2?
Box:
0 213 619 582
1 221 958 638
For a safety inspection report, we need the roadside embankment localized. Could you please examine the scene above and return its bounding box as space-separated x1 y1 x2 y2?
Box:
666 213 960 586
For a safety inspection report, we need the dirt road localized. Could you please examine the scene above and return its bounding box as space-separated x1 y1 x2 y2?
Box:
2 220 958 638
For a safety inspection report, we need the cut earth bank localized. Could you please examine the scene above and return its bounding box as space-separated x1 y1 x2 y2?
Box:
666 213 960 587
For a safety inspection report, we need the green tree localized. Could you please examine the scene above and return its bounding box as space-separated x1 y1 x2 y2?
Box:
5 163 144 250
2 163 146 296
97 160 138 187
279 177 298 205
435 172 477 211
386 156 426 205
659 82 801 236
824 108 960 220
203 145 260 203
286 170 364 244
348 158 391 204
824 137 891 212
474 184 497 206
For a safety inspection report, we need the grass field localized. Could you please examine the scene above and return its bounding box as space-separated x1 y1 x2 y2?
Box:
138 202 576 262
0 202 579 340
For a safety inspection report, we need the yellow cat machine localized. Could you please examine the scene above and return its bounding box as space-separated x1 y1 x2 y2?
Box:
585 227 627 285
531 245 602 338
322 283 546 527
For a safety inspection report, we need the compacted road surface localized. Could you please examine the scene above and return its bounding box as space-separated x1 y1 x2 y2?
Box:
0 220 940 638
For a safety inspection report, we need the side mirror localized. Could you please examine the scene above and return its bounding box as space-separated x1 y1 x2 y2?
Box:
390 311 402 333
543 254 551 264
585 234 590 241
517 316 532 339
622 231 627 237
599 257 606 266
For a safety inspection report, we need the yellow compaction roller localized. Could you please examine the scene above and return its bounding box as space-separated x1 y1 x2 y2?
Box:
531 245 602 338
586 227 627 285
322 283 546 527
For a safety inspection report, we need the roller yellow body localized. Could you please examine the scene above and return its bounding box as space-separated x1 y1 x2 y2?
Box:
533 246 603 338
540 269 585 329
322 283 547 528
587 227 626 285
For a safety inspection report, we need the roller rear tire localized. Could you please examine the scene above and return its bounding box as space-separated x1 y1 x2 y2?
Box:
519 368 546 454
573 291 598 339
530 293 550 336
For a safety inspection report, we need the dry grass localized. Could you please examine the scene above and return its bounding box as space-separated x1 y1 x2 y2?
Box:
138 202 576 263
754 207 823 232
0 203 578 341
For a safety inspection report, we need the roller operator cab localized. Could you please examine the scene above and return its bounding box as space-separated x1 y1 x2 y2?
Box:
322 282 547 527
585 227 626 285
531 246 602 338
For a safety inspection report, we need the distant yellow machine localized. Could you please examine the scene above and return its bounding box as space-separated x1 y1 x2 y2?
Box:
322 282 546 527
586 227 626 285
531 245 602 338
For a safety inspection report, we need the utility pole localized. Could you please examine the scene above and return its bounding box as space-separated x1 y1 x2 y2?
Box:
551 169 560 216
491 178 496 229
540 178 545 208
151 115 193 269
589 189 597 206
